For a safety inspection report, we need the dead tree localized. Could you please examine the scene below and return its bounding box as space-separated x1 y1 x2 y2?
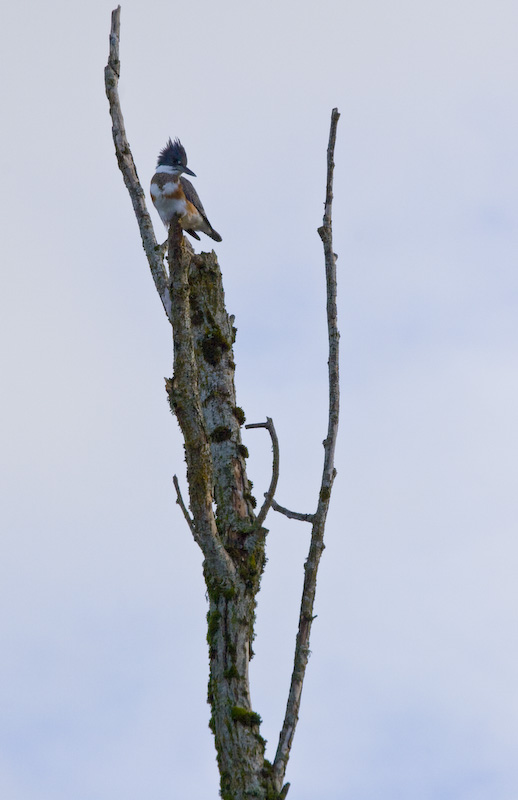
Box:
105 7 340 799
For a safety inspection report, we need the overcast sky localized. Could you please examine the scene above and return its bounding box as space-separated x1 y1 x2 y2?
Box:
1 1 517 798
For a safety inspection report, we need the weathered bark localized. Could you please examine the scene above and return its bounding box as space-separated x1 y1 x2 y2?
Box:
164 220 279 800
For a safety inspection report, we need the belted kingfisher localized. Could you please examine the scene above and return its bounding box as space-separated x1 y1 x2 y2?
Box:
150 138 222 242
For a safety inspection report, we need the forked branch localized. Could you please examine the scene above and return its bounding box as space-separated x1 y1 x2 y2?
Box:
105 9 340 792
272 108 341 792
245 417 279 528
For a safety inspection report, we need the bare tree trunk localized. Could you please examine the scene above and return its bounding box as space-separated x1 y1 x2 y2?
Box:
105 8 339 799
165 222 273 799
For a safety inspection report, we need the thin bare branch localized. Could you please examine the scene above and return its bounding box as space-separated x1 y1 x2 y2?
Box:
273 108 341 791
173 474 195 533
270 500 315 524
104 6 172 323
244 417 279 528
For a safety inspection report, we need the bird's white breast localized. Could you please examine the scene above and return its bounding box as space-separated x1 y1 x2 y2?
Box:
150 175 187 226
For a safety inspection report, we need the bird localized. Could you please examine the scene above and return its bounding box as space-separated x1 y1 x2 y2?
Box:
150 138 222 242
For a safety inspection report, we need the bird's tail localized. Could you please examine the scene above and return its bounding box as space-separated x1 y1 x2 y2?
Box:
208 228 222 242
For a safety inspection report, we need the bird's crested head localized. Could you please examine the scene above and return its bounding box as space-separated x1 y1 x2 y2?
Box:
157 138 192 173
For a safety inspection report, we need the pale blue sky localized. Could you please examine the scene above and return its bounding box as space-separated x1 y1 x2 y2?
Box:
1 1 517 798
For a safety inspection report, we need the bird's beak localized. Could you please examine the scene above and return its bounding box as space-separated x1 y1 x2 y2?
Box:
181 165 196 177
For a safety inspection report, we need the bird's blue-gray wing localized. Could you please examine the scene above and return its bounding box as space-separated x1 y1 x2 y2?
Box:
180 176 222 242
180 177 208 219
